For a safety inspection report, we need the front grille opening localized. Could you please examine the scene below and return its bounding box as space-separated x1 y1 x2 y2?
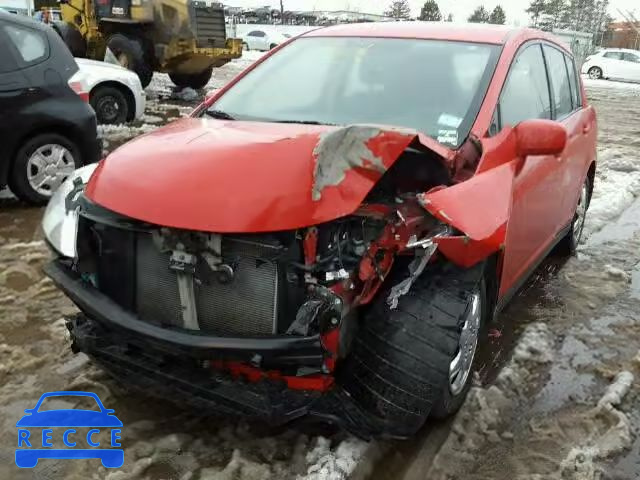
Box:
78 218 305 338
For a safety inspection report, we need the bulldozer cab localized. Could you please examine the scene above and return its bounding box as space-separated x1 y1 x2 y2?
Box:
95 0 132 20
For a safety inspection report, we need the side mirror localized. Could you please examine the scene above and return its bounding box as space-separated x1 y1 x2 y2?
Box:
514 119 567 157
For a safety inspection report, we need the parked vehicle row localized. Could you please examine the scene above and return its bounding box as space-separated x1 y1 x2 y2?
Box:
41 22 597 439
241 29 290 51
0 10 148 204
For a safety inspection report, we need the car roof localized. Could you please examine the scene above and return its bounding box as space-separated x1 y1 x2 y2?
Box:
302 21 546 46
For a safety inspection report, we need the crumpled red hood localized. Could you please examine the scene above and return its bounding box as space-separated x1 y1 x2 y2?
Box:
86 118 451 232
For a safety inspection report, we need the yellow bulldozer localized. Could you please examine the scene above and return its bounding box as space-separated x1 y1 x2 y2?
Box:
54 0 243 88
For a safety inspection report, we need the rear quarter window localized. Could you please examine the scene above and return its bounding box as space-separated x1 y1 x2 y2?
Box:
543 45 573 119
3 23 49 66
564 53 581 109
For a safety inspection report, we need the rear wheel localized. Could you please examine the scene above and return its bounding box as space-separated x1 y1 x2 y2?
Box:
9 133 81 205
169 68 214 89
338 262 487 436
557 175 590 255
90 86 129 124
588 66 603 80
106 34 153 88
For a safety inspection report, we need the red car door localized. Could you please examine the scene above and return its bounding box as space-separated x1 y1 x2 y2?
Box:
545 46 597 226
496 43 568 296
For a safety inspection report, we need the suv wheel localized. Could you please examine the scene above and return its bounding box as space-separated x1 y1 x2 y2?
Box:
10 133 80 205
338 262 488 436
91 86 129 124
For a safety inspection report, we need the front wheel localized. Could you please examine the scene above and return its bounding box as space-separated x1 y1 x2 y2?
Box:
338 262 488 436
169 68 213 89
9 133 81 205
588 66 603 80
91 86 129 124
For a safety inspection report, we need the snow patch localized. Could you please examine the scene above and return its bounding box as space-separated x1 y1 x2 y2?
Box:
172 87 199 102
582 77 640 91
558 371 635 480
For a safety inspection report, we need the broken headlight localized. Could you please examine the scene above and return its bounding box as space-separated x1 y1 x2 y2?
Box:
42 164 98 258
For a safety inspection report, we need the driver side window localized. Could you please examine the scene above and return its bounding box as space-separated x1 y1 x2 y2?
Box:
496 43 551 131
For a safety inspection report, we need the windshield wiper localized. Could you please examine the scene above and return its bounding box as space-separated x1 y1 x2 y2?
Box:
205 110 235 120
272 119 337 126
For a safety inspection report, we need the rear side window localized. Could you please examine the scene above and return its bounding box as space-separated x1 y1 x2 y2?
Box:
543 45 573 119
248 31 265 37
3 24 48 65
622 52 639 63
564 54 581 109
500 44 551 128
603 51 623 60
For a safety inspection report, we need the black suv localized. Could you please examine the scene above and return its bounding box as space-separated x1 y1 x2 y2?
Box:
0 11 101 204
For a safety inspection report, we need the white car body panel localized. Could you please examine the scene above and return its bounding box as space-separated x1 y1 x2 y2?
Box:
242 30 288 51
71 58 146 121
582 49 640 82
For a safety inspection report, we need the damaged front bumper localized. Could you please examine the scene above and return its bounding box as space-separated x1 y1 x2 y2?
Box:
45 260 404 439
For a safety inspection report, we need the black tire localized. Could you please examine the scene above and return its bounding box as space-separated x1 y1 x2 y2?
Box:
9 133 81 205
338 262 487 436
90 86 129 124
269 43 278 49
106 34 153 88
557 175 591 255
52 21 87 57
168 68 214 90
588 66 603 80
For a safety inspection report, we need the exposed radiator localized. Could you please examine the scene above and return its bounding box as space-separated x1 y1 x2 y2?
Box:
135 234 279 337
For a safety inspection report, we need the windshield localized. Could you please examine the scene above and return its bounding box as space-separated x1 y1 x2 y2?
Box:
208 37 499 147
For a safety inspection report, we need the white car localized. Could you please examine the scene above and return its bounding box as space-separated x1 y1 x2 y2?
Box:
71 58 145 124
581 48 640 82
242 30 289 51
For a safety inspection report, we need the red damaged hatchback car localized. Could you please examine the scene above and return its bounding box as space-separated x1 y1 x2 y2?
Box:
42 23 597 438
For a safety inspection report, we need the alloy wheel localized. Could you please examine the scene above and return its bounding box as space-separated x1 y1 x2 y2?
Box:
572 180 588 246
589 67 602 80
27 144 75 196
448 293 481 396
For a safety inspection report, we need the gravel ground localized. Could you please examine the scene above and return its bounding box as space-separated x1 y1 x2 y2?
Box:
0 56 638 480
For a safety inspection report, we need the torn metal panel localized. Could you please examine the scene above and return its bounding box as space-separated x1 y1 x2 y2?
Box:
387 243 438 310
312 125 417 201
419 161 516 243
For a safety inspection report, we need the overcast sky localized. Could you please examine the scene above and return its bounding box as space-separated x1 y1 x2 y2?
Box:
230 0 639 25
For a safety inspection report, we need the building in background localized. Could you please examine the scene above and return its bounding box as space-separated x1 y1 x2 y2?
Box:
553 29 595 65
603 21 640 50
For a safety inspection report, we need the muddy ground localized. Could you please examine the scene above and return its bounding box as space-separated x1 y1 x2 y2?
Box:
0 55 638 480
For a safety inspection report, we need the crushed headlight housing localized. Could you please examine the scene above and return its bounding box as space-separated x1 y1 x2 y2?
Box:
42 164 99 258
